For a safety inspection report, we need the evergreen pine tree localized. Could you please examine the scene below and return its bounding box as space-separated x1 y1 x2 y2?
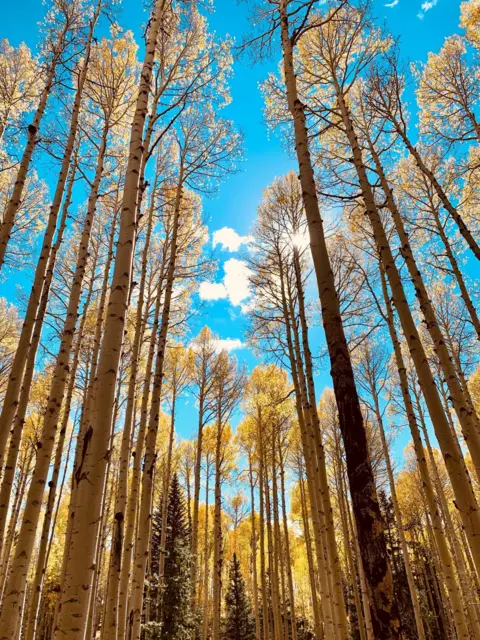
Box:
160 473 193 640
223 553 255 640
378 490 415 638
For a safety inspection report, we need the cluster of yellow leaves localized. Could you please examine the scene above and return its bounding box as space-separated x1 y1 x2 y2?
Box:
461 0 480 47
0 38 37 143
85 27 138 137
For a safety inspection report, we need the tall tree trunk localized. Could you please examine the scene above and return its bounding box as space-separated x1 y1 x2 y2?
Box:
264 447 282 640
212 406 224 640
0 17 96 470
347 505 374 640
277 7 399 634
369 391 426 640
368 135 480 478
378 265 470 639
298 473 323 640
192 388 206 606
278 435 297 640
24 250 96 640
257 406 271 640
53 4 166 636
0 20 69 268
128 173 183 640
0 34 104 639
336 86 480 579
202 466 211 640
278 265 335 637
291 246 349 638
116 251 167 640
248 453 261 640
0 149 78 554
102 170 156 640
0 447 34 601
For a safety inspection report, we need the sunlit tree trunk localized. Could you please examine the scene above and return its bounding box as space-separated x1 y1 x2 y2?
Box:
0 149 78 554
277 7 399 633
257 406 271 640
264 448 282 640
278 433 297 640
368 136 480 478
0 446 34 601
291 246 349 638
53 3 166 636
128 172 183 640
369 389 426 640
116 251 167 640
298 472 323 640
202 465 211 640
0 30 104 640
102 170 156 640
379 265 471 638
212 404 224 640
278 266 335 637
0 17 97 472
248 452 261 640
336 86 480 580
24 247 97 640
0 18 70 268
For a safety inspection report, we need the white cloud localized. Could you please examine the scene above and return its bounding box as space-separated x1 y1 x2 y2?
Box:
199 258 252 308
418 0 437 17
198 281 228 301
385 0 398 6
212 227 253 252
223 258 252 305
212 338 245 353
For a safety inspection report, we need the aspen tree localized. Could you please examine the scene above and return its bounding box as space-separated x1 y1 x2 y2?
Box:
211 354 244 640
201 425 216 640
191 326 218 607
375 265 471 638
127 101 239 638
116 254 167 640
243 4 399 631
0 10 104 639
24 242 99 640
247 205 337 638
102 187 155 640
393 153 480 341
416 34 480 144
0 0 83 267
1 30 134 633
354 339 426 640
0 0 102 475
239 432 261 640
0 39 36 146
294 1 480 578
359 112 480 480
326 411 368 640
368 53 480 261
53 3 168 636
0 147 79 554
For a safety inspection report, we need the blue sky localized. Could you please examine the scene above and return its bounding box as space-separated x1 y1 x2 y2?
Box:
1 0 465 461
